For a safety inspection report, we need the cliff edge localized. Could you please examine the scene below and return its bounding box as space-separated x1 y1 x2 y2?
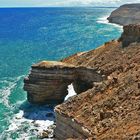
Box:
24 24 140 139
55 25 140 139
108 4 140 25
24 61 102 104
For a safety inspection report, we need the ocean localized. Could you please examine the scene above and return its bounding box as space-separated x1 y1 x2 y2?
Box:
0 7 122 139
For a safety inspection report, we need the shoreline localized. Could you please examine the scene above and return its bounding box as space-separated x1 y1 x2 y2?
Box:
1 83 77 139
97 14 123 31
0 8 124 139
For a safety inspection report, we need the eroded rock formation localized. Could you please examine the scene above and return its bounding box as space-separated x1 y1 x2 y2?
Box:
119 24 140 47
24 25 140 139
24 61 103 104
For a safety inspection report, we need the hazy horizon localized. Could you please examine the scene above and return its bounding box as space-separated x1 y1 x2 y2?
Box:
0 6 118 8
0 0 140 8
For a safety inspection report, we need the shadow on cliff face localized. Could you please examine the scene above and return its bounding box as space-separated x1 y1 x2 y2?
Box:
20 84 77 121
19 101 55 121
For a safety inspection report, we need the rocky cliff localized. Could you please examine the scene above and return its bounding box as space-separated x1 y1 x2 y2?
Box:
24 24 140 139
108 4 140 25
119 24 140 47
24 61 102 104
54 26 140 139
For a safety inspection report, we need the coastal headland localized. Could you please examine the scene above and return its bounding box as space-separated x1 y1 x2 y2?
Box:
24 23 140 139
108 4 140 25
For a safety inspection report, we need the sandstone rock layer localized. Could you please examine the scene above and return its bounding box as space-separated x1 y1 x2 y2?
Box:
24 25 140 139
24 61 102 104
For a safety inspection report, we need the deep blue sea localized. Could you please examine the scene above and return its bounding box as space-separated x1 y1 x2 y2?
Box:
0 7 122 139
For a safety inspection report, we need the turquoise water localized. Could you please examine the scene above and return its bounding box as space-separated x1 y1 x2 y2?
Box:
0 7 122 139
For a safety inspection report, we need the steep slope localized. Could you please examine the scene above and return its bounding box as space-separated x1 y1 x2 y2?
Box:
23 24 140 139
55 26 140 139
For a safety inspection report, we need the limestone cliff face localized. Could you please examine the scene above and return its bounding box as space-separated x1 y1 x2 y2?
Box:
55 111 93 139
108 4 140 25
24 61 102 104
119 24 140 47
24 61 75 104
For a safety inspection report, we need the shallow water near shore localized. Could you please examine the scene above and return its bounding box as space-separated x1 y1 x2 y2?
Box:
0 7 122 139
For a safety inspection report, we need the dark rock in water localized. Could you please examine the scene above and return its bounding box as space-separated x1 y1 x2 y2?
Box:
39 130 49 139
38 124 56 139
108 4 140 25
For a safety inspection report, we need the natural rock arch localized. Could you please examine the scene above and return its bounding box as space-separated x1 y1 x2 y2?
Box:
24 61 103 105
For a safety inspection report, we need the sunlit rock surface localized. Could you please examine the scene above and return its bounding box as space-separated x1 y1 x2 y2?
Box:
24 61 102 105
55 37 140 139
24 25 140 139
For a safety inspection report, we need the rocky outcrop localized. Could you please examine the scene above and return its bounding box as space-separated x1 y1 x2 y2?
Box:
108 4 140 25
55 40 140 139
24 25 140 139
24 61 103 105
119 24 140 47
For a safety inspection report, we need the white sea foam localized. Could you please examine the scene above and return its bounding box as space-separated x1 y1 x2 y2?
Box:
0 79 76 139
0 82 16 107
0 75 55 139
97 15 123 31
65 83 77 101
97 16 109 24
0 105 55 140
0 75 24 108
